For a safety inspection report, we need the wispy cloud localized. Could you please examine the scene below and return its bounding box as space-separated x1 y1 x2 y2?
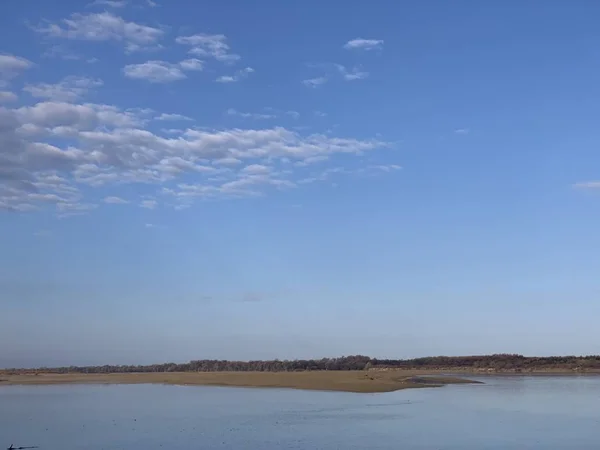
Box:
302 76 327 88
226 108 275 120
123 60 202 83
573 181 600 189
154 113 193 121
335 64 369 81
33 12 164 53
0 54 33 86
0 91 18 103
88 0 128 8
140 199 158 209
103 196 129 204
344 38 384 51
178 58 203 71
216 67 254 83
0 27 395 217
23 76 103 102
454 128 470 135
176 33 240 63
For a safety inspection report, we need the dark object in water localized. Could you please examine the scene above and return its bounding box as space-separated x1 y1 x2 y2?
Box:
8 445 39 450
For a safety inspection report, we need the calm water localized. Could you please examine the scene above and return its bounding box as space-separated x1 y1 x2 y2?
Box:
2 376 600 449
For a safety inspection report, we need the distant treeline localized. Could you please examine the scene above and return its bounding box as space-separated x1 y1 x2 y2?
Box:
4 354 600 374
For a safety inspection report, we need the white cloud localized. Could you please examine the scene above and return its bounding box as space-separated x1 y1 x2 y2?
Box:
226 108 275 120
178 58 203 71
573 181 600 189
314 111 327 117
42 45 83 61
335 64 369 81
0 54 33 86
123 61 185 83
103 195 128 203
154 113 192 121
140 199 157 209
0 95 393 214
368 164 401 172
216 67 254 83
124 59 204 82
33 12 164 53
344 38 384 51
16 101 144 129
0 91 18 103
23 76 103 102
176 34 240 63
89 0 127 7
241 164 270 175
214 157 242 166
302 76 327 88
454 128 469 134
56 201 97 218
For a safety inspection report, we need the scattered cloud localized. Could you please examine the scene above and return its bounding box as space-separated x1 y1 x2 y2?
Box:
241 164 271 175
335 64 369 81
23 76 103 102
216 67 254 83
0 91 18 103
226 108 275 120
302 76 327 88
0 100 392 213
314 111 327 117
368 164 401 172
0 17 396 217
123 61 184 82
344 38 384 51
454 128 470 135
0 54 33 86
176 34 240 63
573 181 600 190
42 44 83 61
56 201 97 218
33 12 164 53
178 58 203 71
154 113 193 121
103 196 129 204
214 157 242 166
140 199 158 209
89 0 128 8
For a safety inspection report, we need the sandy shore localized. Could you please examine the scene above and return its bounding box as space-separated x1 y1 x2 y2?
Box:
0 370 480 393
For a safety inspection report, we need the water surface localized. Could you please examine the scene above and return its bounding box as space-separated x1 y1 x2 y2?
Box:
2 376 600 449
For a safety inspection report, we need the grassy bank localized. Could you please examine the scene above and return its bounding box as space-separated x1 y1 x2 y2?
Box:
0 370 480 393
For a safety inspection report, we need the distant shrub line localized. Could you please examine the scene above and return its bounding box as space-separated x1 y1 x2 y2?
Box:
4 354 600 374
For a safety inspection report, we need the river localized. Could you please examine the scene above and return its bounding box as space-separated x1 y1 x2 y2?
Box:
2 375 600 449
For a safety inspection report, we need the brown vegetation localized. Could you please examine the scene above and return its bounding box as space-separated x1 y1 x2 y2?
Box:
3 354 600 375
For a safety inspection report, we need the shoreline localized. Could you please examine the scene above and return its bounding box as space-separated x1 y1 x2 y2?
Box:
0 371 481 393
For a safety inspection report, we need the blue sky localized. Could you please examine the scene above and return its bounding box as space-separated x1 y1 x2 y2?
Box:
2 0 600 367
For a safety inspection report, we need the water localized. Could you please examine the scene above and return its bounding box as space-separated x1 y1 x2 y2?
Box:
2 376 600 449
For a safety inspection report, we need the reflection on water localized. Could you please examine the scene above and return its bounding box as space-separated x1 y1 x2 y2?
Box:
2 376 600 449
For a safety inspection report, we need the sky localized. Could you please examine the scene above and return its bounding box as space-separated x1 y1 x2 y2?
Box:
2 0 600 368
